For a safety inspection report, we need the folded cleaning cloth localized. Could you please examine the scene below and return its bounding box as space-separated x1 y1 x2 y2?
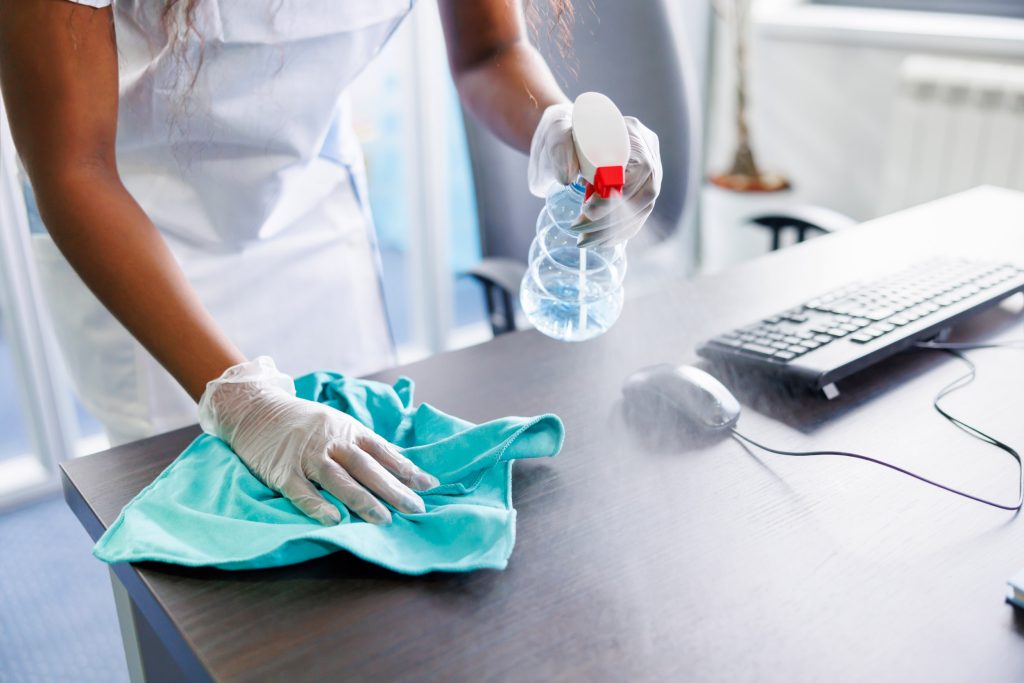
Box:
93 373 564 574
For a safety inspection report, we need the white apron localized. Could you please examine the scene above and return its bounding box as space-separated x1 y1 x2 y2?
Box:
39 0 413 445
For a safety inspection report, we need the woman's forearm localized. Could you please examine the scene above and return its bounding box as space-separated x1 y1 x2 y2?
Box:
452 41 568 153
439 0 569 154
1 0 243 402
37 168 245 401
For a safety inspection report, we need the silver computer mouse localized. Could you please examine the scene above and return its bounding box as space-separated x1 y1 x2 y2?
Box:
622 364 741 432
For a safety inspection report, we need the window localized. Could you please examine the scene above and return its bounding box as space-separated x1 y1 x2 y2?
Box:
0 317 33 465
349 3 487 362
0 92 109 509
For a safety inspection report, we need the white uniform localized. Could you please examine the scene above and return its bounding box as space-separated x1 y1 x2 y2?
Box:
41 0 413 444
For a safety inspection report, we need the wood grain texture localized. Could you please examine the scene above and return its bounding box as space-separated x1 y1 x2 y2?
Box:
62 187 1024 682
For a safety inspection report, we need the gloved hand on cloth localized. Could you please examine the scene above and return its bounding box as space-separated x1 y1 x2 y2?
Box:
199 357 439 526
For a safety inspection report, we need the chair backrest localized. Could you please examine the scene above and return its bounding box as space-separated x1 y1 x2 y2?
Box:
461 0 701 262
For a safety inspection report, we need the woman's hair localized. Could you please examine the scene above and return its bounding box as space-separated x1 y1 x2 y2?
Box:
526 0 576 60
159 0 205 94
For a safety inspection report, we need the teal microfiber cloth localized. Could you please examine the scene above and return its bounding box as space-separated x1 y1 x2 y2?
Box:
93 372 564 574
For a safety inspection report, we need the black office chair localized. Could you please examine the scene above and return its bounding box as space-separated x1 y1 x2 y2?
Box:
461 0 699 336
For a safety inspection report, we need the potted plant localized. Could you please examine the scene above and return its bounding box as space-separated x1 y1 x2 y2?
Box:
710 0 789 192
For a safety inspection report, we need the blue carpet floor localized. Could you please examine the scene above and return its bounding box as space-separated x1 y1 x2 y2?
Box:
0 495 128 683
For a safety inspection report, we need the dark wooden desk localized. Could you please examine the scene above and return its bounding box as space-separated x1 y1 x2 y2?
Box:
63 187 1024 682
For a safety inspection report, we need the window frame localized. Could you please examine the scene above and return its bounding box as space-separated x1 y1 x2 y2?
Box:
0 91 80 510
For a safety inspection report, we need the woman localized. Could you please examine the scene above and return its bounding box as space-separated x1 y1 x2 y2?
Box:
0 1 661 526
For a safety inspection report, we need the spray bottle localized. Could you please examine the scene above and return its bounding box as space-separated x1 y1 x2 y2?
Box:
520 92 631 342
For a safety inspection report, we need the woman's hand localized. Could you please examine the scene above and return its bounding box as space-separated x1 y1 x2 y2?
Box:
528 102 663 248
199 358 439 525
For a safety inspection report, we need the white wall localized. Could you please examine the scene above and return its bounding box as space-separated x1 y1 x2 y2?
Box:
706 0 1024 222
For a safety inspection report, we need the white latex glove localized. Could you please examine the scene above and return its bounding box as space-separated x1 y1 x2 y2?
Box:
198 357 439 526
528 102 663 248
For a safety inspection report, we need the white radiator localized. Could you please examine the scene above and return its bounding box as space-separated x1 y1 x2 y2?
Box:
881 55 1024 214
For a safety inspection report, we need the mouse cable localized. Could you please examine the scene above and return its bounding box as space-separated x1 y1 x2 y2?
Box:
730 345 1023 512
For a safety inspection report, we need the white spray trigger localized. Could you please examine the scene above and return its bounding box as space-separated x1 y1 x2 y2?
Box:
571 92 630 200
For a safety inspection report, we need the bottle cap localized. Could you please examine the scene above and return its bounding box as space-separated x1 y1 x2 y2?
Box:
571 92 630 200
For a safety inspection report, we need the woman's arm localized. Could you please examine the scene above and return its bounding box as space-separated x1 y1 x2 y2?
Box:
439 0 663 249
0 1 244 401
438 0 569 153
0 1 439 524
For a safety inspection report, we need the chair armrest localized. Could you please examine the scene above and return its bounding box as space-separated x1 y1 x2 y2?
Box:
464 257 527 297
745 205 858 251
747 205 858 235
463 258 528 336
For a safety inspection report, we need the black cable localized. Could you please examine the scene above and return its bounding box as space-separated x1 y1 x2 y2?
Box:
730 344 1023 512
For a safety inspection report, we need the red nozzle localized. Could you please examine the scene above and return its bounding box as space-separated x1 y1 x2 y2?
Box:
584 165 625 201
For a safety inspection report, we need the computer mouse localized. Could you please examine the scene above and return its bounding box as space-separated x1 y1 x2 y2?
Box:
622 364 741 432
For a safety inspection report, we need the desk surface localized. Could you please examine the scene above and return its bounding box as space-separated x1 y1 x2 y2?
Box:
63 187 1024 682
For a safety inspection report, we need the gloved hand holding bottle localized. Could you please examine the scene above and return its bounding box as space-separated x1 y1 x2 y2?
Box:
199 357 439 526
528 100 663 248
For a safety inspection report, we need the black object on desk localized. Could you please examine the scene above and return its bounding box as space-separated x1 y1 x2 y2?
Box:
62 187 1024 682
699 257 1024 398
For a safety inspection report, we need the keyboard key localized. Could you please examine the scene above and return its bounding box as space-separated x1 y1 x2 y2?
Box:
782 313 808 323
770 341 790 351
742 342 778 357
838 323 860 332
799 339 822 350
865 308 895 321
850 332 873 343
889 315 909 326
862 327 885 338
787 345 808 354
826 328 849 337
774 350 796 361
782 335 803 345
813 334 833 344
713 337 743 348
875 322 895 332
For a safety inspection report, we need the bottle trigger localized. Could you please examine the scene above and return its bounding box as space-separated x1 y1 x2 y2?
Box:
584 165 625 201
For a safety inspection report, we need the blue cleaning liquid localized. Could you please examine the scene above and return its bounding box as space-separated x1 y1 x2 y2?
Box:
520 183 626 342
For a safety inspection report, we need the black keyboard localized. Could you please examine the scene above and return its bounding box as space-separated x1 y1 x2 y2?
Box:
697 258 1024 396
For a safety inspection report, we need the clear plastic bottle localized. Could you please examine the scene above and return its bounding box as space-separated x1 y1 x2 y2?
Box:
519 181 627 342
